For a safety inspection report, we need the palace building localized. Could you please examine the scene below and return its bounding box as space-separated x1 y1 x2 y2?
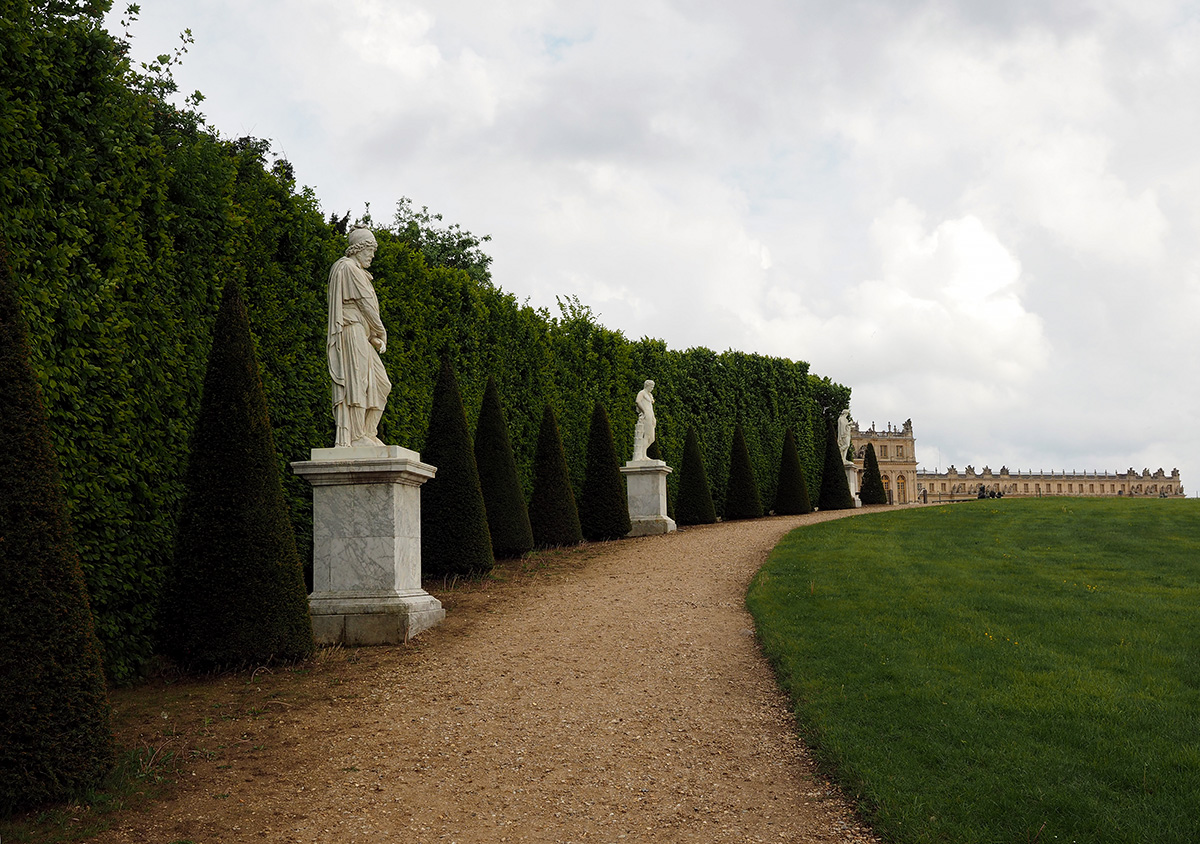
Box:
850 420 1185 503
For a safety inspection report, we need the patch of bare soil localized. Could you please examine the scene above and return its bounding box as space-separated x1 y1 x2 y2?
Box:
90 510 888 843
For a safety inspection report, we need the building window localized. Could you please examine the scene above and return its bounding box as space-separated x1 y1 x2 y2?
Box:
880 445 888 458
1068 483 1073 493
1024 483 1029 493
1089 484 1094 493
941 483 946 492
896 446 904 459
1057 484 1063 493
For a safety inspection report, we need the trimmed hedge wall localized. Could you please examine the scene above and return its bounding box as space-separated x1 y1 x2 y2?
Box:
2 2 851 680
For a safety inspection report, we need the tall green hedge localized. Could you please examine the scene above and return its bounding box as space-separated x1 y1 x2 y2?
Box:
529 405 583 548
774 426 814 515
0 246 114 814
579 402 632 541
1 0 850 680
158 280 313 671
474 375 534 559
818 417 857 511
675 426 716 526
421 357 494 579
859 442 888 505
724 422 764 521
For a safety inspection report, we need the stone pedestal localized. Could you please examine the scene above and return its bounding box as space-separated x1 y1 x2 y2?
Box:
620 459 677 537
291 445 444 645
844 462 862 508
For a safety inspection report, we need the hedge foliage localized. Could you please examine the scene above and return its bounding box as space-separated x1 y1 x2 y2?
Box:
579 402 632 541
3 1 850 680
474 375 533 559
529 405 583 548
0 246 114 814
675 426 716 526
724 422 764 521
421 357 494 579
859 442 888 505
158 280 314 671
774 427 814 515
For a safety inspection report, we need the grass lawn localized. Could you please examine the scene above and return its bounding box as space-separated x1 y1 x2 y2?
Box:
747 498 1200 844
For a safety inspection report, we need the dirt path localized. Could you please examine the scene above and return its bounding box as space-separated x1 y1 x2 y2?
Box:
95 511 887 843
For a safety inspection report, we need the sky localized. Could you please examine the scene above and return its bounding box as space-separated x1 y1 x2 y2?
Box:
107 0 1200 492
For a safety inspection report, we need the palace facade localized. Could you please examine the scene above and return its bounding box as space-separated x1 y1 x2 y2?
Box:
849 420 1185 503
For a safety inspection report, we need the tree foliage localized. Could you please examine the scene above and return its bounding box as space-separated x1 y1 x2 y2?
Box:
158 280 313 671
421 357 494 578
579 403 632 541
529 405 583 548
675 426 716 526
0 246 114 814
859 442 888 505
773 427 814 515
818 417 857 511
473 375 533 559
724 423 764 521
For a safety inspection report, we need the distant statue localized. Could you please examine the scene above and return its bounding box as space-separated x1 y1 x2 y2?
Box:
632 380 657 461
836 409 852 466
327 225 391 447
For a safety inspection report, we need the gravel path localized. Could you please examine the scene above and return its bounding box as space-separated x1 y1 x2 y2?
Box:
96 511 886 843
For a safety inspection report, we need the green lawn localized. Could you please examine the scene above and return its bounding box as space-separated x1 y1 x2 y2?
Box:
747 498 1200 844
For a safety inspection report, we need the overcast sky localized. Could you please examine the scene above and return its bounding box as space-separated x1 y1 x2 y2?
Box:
109 0 1200 492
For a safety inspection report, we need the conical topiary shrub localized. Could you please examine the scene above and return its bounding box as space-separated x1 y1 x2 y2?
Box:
817 416 856 511
422 357 494 578
159 279 314 671
529 404 583 548
675 426 716 525
773 427 813 515
723 422 763 520
646 438 674 520
473 375 534 559
0 247 114 814
580 402 632 541
859 442 888 505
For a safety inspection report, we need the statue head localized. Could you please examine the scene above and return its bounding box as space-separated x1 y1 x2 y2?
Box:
644 379 655 392
345 225 378 265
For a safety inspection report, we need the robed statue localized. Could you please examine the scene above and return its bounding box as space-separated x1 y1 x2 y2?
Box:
328 225 392 447
632 380 657 462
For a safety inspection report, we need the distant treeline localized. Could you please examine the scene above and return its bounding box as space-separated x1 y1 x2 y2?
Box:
0 1 850 681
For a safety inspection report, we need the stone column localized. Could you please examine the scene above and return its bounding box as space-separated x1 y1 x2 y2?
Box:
620 459 677 536
291 445 444 645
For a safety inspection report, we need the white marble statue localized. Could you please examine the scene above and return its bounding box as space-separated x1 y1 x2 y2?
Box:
632 379 657 462
836 409 852 466
327 225 392 448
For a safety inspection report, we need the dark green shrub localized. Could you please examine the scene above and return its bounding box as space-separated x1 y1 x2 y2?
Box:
859 442 888 505
422 357 494 578
817 417 856 511
473 375 533 559
724 423 763 520
676 426 716 525
529 405 583 548
0 247 114 814
774 427 813 515
158 280 314 671
580 403 632 541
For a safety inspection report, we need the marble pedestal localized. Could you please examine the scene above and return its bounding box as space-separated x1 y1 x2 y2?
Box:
291 446 444 645
844 462 862 508
620 459 677 536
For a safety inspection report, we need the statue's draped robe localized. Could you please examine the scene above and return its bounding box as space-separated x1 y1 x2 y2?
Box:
633 389 656 461
327 256 391 447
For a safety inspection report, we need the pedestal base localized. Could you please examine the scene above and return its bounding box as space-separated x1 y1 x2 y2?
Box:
308 590 445 645
621 459 677 537
292 445 443 646
844 462 862 508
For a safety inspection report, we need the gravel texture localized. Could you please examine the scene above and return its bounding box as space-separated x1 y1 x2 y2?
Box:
93 510 886 843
